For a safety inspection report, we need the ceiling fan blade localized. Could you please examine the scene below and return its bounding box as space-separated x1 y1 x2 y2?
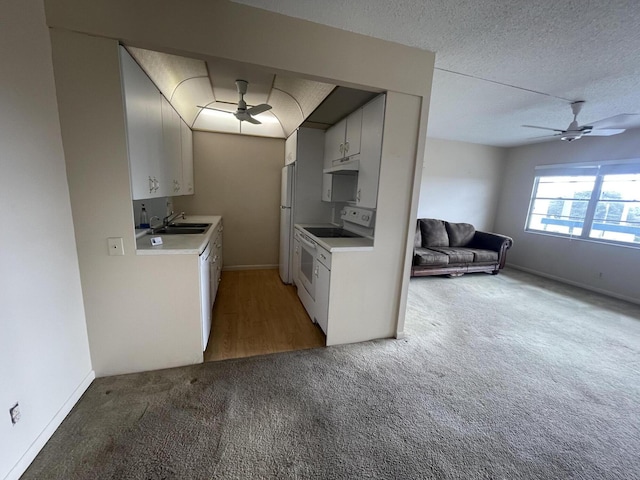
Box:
584 128 626 137
244 116 261 125
587 114 640 129
522 125 564 132
247 104 272 116
197 105 234 114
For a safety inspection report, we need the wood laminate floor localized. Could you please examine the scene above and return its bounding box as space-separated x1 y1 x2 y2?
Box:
204 269 326 362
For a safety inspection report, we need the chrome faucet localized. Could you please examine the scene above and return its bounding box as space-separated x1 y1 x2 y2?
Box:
162 211 185 226
149 216 162 229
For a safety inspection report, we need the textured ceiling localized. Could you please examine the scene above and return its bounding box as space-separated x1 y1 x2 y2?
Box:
232 0 640 147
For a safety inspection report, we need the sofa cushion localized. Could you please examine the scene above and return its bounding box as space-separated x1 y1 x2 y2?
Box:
429 247 475 264
419 219 449 247
445 222 475 247
466 248 499 263
414 247 449 266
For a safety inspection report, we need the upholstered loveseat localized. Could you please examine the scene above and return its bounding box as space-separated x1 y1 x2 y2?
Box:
411 219 513 277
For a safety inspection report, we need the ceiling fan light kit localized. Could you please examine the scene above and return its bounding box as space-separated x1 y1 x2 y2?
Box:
522 101 638 143
198 79 272 125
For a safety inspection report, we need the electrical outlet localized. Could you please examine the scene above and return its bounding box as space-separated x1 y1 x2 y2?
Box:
9 403 20 425
107 237 125 256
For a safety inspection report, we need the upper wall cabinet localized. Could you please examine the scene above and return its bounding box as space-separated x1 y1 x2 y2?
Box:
120 47 165 199
321 94 385 208
355 94 385 208
162 96 182 195
120 47 194 200
285 131 297 165
181 120 194 194
323 108 362 164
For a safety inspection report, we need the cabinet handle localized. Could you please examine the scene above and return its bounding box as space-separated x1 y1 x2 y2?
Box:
357 189 361 203
339 143 344 154
314 265 319 277
327 188 331 198
149 176 154 193
345 141 349 153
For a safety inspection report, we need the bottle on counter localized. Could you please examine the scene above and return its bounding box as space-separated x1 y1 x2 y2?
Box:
139 204 150 229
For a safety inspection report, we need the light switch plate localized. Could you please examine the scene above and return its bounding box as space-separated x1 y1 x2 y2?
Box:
107 237 124 256
150 236 163 246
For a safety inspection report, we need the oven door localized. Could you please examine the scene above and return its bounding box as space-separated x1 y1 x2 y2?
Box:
296 231 317 301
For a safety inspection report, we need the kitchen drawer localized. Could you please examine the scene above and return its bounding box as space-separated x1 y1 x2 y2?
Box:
317 246 331 270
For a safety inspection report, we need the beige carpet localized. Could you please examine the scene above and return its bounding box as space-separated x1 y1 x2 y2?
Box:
22 268 640 479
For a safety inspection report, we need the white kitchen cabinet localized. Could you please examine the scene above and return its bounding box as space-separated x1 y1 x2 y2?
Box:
293 236 300 286
162 96 182 195
180 119 194 195
355 94 385 208
323 109 362 164
314 248 331 335
285 131 297 165
120 47 165 200
212 220 223 299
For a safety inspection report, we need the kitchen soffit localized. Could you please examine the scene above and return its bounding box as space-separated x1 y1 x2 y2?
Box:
126 46 353 139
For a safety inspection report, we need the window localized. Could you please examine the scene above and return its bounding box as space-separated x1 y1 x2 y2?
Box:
526 163 640 247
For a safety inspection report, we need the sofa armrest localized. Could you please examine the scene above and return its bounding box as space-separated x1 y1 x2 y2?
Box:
468 231 512 251
467 231 513 269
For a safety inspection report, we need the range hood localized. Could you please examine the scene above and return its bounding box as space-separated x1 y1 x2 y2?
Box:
323 157 359 175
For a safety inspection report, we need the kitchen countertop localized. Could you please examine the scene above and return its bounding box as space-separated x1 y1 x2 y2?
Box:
295 223 374 252
136 215 222 255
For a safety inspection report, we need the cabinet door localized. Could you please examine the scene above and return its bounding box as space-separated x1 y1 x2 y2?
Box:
120 47 164 200
161 97 182 196
344 108 362 157
180 120 194 195
293 237 301 285
323 118 346 163
356 95 385 208
285 131 297 165
315 261 330 335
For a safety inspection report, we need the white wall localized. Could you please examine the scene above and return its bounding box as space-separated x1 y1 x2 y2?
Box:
418 138 506 231
0 1 93 479
174 132 284 268
495 130 640 303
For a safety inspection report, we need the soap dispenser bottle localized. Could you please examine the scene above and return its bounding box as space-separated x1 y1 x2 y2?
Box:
139 204 150 229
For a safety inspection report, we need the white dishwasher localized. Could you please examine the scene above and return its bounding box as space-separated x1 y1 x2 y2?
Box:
199 242 212 351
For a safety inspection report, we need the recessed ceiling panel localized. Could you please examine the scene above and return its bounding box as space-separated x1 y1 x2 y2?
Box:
207 57 274 105
268 89 304 137
273 76 335 117
127 46 208 101
171 77 215 127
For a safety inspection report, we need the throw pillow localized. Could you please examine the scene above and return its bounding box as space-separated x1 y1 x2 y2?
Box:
420 219 449 247
445 222 475 247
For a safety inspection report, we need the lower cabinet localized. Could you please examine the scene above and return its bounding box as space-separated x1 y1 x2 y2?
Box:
314 261 330 335
313 245 331 335
200 219 223 352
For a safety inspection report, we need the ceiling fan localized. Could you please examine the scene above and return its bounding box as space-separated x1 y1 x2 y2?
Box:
198 79 272 124
522 101 638 142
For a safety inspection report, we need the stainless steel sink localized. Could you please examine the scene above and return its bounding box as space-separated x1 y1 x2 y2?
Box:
169 223 211 228
153 227 206 235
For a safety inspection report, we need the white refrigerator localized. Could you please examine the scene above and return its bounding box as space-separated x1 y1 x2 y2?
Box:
279 163 295 283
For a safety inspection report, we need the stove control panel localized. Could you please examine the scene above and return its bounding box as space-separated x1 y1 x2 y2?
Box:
340 206 375 228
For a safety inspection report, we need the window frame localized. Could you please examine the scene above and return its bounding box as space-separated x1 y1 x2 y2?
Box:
525 162 640 249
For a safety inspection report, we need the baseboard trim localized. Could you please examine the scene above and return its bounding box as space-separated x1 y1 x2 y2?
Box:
507 264 640 306
223 265 278 271
4 369 95 480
